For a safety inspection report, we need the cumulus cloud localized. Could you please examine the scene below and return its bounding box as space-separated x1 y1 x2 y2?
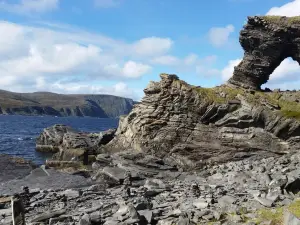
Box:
0 0 60 14
132 37 173 57
221 59 241 81
267 0 300 16
0 20 176 99
184 54 199 66
39 80 143 100
208 25 235 47
150 55 179 66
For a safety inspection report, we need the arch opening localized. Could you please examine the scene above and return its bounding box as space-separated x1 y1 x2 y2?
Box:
262 57 300 91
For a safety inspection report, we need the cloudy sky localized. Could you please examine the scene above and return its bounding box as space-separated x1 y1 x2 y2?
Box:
0 0 299 100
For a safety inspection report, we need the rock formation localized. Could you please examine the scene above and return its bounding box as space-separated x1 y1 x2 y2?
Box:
36 124 116 169
228 16 300 89
105 73 300 169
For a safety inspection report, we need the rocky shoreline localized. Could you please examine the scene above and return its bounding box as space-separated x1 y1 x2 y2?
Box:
2 147 300 224
1 15 300 225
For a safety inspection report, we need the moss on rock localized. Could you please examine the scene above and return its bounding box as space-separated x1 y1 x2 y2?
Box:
262 15 300 26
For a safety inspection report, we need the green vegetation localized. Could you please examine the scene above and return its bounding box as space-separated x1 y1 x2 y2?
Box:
253 200 300 225
287 199 300 218
255 207 284 225
187 82 300 120
262 15 300 26
193 85 245 104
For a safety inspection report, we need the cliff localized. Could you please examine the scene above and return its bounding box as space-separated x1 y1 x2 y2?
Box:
105 73 300 169
0 90 136 118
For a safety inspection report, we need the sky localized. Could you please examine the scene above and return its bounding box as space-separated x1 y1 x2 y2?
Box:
0 0 300 100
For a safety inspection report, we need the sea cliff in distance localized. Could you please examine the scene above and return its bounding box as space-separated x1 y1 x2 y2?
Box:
0 89 136 118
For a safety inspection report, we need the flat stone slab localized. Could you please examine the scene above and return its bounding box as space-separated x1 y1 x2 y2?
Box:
102 167 126 182
0 168 93 195
0 154 36 183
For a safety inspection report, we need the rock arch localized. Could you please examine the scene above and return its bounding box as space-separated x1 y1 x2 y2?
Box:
228 16 300 90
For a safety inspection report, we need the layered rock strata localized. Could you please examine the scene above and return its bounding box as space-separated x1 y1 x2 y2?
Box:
36 124 116 167
105 73 300 169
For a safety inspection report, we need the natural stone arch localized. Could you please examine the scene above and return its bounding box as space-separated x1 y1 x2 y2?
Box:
228 16 300 90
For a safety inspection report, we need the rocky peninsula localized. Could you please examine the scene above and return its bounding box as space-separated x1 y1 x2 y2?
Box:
1 15 300 225
0 90 136 118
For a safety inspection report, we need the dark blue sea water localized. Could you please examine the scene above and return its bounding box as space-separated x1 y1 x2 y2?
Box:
0 115 119 165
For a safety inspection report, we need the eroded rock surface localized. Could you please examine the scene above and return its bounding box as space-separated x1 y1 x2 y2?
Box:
105 73 300 169
36 125 116 166
229 16 300 89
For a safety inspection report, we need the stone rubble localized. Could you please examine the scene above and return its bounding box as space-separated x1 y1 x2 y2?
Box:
1 150 300 224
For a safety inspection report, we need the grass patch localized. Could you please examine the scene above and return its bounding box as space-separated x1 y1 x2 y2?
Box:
254 200 300 225
287 199 300 218
193 86 245 104
256 207 284 225
171 79 300 120
261 15 300 26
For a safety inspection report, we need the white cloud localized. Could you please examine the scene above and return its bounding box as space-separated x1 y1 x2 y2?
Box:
94 0 121 8
132 37 173 57
208 25 235 47
0 0 59 14
221 58 241 81
268 58 300 83
122 61 152 78
150 55 179 65
35 79 143 100
267 0 300 16
184 54 198 65
0 20 172 99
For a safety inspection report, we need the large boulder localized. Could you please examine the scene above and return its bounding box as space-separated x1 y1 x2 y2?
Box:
36 125 116 154
36 124 78 153
36 124 116 168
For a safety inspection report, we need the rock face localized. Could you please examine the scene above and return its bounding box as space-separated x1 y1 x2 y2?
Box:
36 124 116 169
0 89 136 118
228 16 300 89
36 125 116 153
105 73 300 169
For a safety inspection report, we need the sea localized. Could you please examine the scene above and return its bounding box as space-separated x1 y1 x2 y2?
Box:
0 115 119 165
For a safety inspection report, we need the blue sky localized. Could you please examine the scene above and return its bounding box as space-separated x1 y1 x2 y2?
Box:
0 0 300 100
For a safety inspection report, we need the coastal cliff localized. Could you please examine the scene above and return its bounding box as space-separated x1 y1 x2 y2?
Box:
0 90 136 118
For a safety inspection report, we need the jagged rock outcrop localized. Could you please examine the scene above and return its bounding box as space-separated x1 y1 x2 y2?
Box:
36 125 116 168
105 73 300 169
228 15 300 89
